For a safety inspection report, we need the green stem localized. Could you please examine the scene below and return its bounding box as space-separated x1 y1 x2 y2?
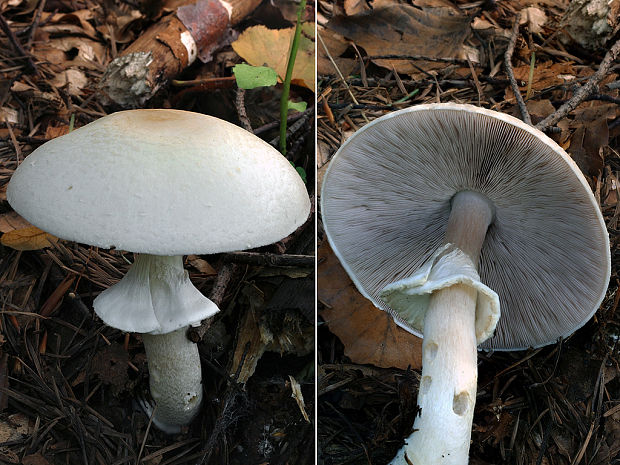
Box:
279 0 307 155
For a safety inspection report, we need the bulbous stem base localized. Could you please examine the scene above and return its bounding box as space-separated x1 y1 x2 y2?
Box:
141 327 203 433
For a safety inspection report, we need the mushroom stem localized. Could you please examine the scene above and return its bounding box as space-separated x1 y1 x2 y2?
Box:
445 190 495 265
93 254 219 433
142 327 203 433
390 191 494 465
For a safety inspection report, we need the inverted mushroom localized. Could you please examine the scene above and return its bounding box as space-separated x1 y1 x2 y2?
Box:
321 103 610 464
7 109 310 433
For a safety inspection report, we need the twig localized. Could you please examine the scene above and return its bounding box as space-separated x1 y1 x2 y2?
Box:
367 54 478 66
504 12 532 125
26 0 46 50
317 30 368 123
235 88 252 132
222 251 314 267
253 105 314 136
0 13 38 75
137 404 157 464
269 110 311 149
188 263 238 343
536 38 620 131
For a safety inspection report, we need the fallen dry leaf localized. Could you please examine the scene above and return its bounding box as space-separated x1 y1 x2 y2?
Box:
0 212 32 233
520 7 547 34
51 69 89 96
39 10 99 39
318 240 422 370
33 37 105 71
1 226 58 251
186 255 217 275
568 103 617 177
232 23 315 91
326 1 471 75
317 26 356 77
44 124 70 139
344 0 369 16
505 61 577 101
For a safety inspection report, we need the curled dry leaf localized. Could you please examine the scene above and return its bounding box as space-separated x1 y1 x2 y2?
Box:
318 240 422 370
232 23 316 91
186 255 217 275
39 10 99 38
317 25 356 77
33 37 105 71
519 7 547 34
568 103 617 177
326 0 471 75
1 226 58 251
343 0 369 16
0 212 32 233
504 61 577 101
51 69 89 96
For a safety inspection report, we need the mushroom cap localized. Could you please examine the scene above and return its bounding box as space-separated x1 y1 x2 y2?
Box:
8 110 310 254
321 103 610 350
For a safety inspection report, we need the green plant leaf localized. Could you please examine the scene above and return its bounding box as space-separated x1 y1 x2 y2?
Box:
287 100 307 112
296 166 307 183
233 64 278 90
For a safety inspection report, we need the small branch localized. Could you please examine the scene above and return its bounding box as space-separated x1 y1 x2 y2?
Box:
235 88 252 132
0 13 38 75
188 263 238 343
504 12 531 125
26 0 46 50
536 38 620 131
222 251 314 267
253 106 314 136
367 54 478 66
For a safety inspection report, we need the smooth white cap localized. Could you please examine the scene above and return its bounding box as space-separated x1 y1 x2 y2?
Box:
321 103 610 350
8 109 310 255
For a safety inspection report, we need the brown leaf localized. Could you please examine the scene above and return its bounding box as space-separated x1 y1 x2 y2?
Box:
317 26 357 77
39 10 98 38
505 61 577 101
568 104 617 177
186 255 217 275
232 23 316 91
519 7 547 34
326 2 471 75
22 454 50 465
32 37 106 71
520 99 556 126
44 124 70 139
318 240 422 370
0 212 32 234
475 411 515 446
344 0 369 16
51 69 89 96
1 226 58 251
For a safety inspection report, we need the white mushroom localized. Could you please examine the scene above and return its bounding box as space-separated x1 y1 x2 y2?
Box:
7 109 310 433
321 103 610 464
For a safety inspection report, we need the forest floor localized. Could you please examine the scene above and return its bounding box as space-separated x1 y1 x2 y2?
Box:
317 0 620 464
0 1 315 464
